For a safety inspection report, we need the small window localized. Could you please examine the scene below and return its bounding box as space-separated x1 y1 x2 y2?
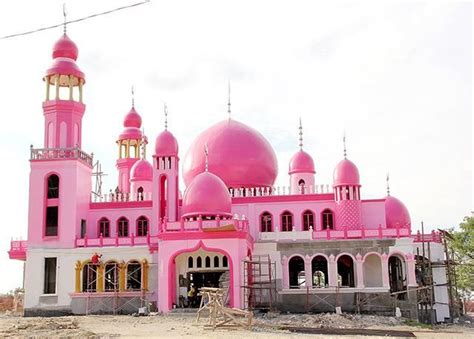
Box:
137 187 144 201
302 210 314 231
136 216 148 237
47 174 59 199
188 257 194 268
322 209 334 230
298 179 306 194
281 211 293 232
223 256 228 268
98 218 110 237
205 256 211 268
80 219 87 238
43 257 57 294
45 206 58 236
260 212 273 232
213 256 219 268
117 217 129 237
196 257 202 268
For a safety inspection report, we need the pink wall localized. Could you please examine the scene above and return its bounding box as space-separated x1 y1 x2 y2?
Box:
361 200 386 229
43 100 85 149
28 159 91 248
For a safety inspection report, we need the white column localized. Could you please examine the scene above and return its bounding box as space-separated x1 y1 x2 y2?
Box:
282 256 289 289
381 253 390 288
328 254 338 287
304 255 312 288
355 253 364 288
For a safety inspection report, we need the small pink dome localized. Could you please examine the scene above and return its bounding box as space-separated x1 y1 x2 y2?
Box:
130 159 153 181
118 127 142 140
155 130 179 157
52 34 78 60
183 119 278 188
289 150 315 174
333 159 360 186
385 195 411 229
182 171 232 218
124 107 142 128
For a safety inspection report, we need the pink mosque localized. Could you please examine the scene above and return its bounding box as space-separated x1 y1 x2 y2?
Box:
8 32 451 321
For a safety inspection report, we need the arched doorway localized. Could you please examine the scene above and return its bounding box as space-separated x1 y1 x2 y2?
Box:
389 255 406 298
363 254 382 287
288 256 305 288
311 255 328 287
337 255 355 287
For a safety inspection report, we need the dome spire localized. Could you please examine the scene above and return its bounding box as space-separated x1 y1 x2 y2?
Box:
227 80 231 120
131 86 135 108
164 103 168 130
204 143 209 172
343 132 347 159
63 4 67 34
140 130 146 159
298 117 303 151
386 172 391 196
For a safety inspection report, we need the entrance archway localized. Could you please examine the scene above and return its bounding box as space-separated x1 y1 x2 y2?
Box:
389 255 406 297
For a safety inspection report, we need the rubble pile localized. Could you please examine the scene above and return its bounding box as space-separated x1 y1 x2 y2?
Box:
0 316 96 337
255 312 404 329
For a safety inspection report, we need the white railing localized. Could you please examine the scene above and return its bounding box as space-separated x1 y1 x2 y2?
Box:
91 191 152 203
229 184 333 198
30 146 93 167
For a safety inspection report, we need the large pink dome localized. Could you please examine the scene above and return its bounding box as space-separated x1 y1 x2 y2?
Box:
124 107 142 128
183 119 278 188
130 159 152 181
385 195 411 229
182 171 232 218
155 130 178 157
52 34 78 60
333 159 360 186
289 150 315 174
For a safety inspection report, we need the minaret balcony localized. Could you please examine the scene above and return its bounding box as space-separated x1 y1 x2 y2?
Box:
30 146 93 167
8 240 27 261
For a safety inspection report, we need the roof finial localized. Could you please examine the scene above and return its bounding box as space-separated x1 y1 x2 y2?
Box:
227 80 231 120
386 172 390 196
298 117 303 151
343 132 347 159
131 86 135 108
164 103 168 130
204 143 209 172
63 4 67 34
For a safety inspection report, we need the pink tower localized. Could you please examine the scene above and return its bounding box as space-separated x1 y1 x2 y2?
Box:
289 119 315 194
28 32 93 248
333 138 362 230
116 91 144 193
152 106 180 225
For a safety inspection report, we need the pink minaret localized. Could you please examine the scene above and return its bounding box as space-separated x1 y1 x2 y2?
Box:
28 31 92 248
116 89 144 193
332 136 362 230
152 105 180 225
43 33 85 148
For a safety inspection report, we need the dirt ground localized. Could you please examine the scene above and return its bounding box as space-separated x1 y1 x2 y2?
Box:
0 312 473 338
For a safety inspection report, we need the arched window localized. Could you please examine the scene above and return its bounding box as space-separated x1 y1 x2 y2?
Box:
196 257 202 268
312 256 328 287
281 211 293 232
302 210 314 231
82 262 97 292
337 255 355 287
363 254 383 287
214 256 220 268
98 218 110 237
136 216 148 237
205 256 211 268
223 256 228 268
289 256 305 288
389 255 407 296
117 217 129 237
137 187 144 201
188 257 194 268
127 260 142 290
104 261 119 291
298 179 306 194
260 212 273 232
322 209 334 230
47 174 59 199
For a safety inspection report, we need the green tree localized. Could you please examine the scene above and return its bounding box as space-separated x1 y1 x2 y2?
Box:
449 216 474 301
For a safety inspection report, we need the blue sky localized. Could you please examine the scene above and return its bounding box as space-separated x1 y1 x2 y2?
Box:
0 1 471 293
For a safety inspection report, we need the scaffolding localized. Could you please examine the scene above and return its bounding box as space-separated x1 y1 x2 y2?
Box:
242 255 276 311
414 223 460 324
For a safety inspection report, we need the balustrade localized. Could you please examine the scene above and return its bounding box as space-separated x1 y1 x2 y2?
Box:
229 184 333 198
30 146 93 167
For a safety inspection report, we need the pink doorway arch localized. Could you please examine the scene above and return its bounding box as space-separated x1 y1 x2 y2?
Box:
167 240 235 310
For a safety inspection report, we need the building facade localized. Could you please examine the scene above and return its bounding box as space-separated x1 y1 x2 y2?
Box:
9 32 450 322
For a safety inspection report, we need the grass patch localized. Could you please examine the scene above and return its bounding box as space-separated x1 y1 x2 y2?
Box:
404 319 433 329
